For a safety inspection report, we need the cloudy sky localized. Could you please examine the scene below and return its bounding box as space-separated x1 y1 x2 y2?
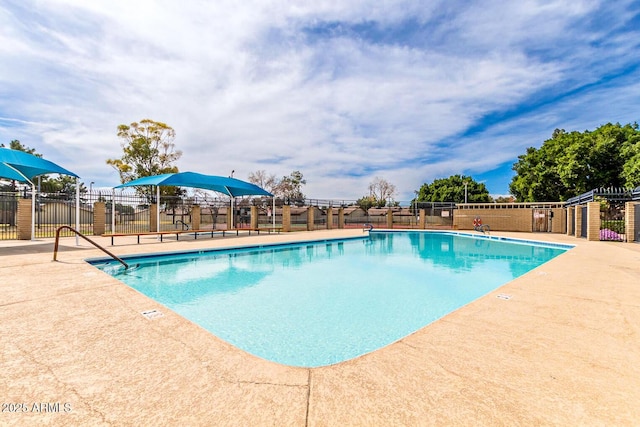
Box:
1 0 638 201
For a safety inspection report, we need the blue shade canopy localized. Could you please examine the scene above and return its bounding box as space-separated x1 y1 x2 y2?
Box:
0 147 79 182
115 172 273 197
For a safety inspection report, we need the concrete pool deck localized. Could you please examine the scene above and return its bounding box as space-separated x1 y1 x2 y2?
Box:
1 230 639 426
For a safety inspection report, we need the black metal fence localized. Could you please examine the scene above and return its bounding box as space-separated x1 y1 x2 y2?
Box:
104 192 232 233
0 192 17 240
566 187 639 241
600 200 626 241
36 192 92 238
0 191 454 240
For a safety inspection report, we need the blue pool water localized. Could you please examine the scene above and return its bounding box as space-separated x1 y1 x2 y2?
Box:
90 231 570 367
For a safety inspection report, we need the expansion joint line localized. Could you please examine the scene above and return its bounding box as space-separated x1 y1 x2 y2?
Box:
305 369 312 427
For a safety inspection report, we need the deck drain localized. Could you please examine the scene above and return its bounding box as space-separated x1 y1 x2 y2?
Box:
141 309 164 319
496 294 512 300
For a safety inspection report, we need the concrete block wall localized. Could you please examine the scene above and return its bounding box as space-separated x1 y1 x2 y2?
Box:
586 202 601 241
453 205 566 233
192 205 201 230
454 208 533 232
566 206 574 236
282 205 291 232
419 209 426 229
625 202 636 242
307 206 315 231
93 202 105 235
17 198 31 240
550 208 566 233
574 206 583 238
150 204 157 232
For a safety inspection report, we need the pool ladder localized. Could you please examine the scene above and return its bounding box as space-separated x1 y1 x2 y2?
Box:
363 223 374 232
53 225 130 269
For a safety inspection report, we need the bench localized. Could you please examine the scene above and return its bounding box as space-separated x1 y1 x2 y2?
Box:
227 227 283 236
102 229 222 245
102 227 283 245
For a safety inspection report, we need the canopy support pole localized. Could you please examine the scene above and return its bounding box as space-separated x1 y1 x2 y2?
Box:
31 182 36 241
75 177 80 245
230 197 234 229
112 189 116 233
157 185 161 238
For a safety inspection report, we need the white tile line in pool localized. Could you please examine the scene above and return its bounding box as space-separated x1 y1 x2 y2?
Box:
85 230 573 265
383 229 576 249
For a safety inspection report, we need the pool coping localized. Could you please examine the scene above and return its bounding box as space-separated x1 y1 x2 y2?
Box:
1 229 639 425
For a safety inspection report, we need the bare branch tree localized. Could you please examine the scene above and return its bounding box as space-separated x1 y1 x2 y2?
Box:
368 177 397 204
247 170 279 194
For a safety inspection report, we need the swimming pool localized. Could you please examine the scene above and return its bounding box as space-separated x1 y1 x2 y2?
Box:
90 231 571 367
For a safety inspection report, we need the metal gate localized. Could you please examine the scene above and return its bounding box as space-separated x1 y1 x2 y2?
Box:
580 206 587 237
532 209 551 232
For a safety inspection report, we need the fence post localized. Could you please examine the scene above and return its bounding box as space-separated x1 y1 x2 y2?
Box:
326 207 333 230
386 208 393 229
307 206 315 231
282 205 291 232
17 198 32 240
574 206 582 238
250 206 258 229
626 202 636 243
586 202 600 241
192 205 201 230
93 202 105 235
226 207 232 230
566 206 574 236
150 204 157 232
419 209 426 229
338 207 344 229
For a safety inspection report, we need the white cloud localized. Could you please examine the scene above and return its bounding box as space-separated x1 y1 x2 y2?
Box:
1 0 638 200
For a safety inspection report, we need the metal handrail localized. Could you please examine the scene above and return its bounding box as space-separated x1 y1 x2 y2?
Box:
363 223 374 232
53 226 129 269
175 220 190 230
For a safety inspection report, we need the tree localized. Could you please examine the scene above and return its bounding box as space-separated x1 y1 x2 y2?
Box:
493 195 516 203
247 170 307 204
355 177 396 208
620 123 640 187
509 123 640 201
276 171 306 202
1 139 38 155
416 175 490 203
106 119 183 201
247 170 279 194
368 177 396 206
107 119 181 182
356 195 377 211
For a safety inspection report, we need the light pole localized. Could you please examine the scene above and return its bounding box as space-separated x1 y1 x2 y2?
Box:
464 181 468 204
229 170 235 228
89 182 94 227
